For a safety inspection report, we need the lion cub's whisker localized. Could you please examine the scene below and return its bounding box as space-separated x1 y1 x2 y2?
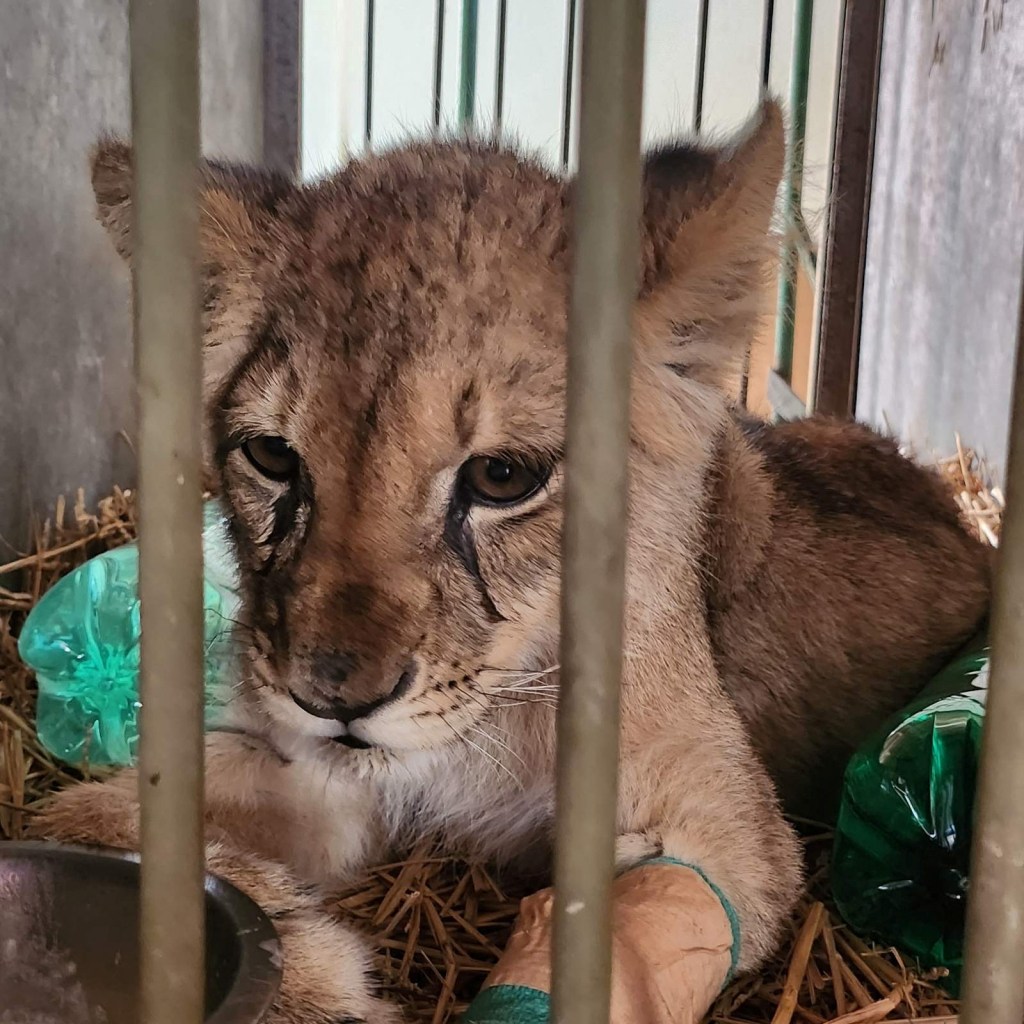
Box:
469 725 529 772
478 664 559 677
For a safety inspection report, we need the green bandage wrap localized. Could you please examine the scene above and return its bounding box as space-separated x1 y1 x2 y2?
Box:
461 983 550 1023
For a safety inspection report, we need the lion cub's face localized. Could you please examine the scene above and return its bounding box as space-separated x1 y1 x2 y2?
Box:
218 150 572 752
92 107 782 752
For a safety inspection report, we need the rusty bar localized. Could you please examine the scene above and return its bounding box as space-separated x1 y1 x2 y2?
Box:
961 248 1024 1024
129 2 205 1023
810 0 884 417
552 1 647 1022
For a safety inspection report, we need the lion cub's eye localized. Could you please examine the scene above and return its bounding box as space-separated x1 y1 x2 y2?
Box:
460 455 549 506
242 436 300 481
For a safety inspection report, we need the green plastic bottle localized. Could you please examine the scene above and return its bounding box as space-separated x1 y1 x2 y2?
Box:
831 643 988 994
17 501 241 768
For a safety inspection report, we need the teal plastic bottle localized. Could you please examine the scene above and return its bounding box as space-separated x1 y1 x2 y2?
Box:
831 643 988 994
18 501 241 768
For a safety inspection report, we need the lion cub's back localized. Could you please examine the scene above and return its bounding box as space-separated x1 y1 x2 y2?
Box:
710 416 991 818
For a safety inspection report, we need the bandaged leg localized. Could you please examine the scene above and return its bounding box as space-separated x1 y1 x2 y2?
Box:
463 859 738 1024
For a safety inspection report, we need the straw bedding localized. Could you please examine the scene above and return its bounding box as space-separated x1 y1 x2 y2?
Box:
0 440 1000 1023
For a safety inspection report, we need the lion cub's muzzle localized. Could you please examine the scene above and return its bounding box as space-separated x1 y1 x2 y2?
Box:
287 653 419 748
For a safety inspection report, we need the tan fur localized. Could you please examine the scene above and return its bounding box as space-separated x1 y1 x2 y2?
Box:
34 102 989 1023
705 415 990 818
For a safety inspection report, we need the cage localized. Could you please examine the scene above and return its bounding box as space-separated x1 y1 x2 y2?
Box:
1 2 1023 1024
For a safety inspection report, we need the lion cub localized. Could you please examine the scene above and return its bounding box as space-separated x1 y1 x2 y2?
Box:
37 103 988 1022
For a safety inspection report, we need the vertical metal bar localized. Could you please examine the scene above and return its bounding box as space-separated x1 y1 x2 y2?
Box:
961 249 1024 1024
433 0 446 129
560 0 579 169
759 0 776 92
740 0 776 408
262 0 303 176
809 0 885 417
364 0 375 147
552 1 646 1023
693 0 711 134
458 0 479 129
772 0 814 389
494 0 508 129
129 3 205 1023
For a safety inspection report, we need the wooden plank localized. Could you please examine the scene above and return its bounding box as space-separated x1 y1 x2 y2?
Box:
856 0 1024 474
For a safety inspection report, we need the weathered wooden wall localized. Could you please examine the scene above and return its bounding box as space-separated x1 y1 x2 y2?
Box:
857 0 1024 477
0 1 263 554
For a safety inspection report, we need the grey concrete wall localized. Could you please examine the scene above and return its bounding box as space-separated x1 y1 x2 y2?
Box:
857 0 1024 479
0 1 262 556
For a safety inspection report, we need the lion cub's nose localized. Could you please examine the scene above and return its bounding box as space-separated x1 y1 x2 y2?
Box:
311 649 358 685
290 661 417 724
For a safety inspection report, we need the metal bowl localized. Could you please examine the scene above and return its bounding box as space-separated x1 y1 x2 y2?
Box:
0 841 281 1024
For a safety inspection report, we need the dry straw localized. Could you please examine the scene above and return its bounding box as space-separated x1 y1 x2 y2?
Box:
0 442 999 1022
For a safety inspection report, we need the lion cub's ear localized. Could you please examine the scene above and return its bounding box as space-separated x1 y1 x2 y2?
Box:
636 101 785 390
90 138 297 411
90 136 292 276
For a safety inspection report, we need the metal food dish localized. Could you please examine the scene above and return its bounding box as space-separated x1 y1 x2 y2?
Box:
0 841 281 1023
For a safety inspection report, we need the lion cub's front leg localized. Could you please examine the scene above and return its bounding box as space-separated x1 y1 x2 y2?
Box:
614 654 805 975
34 731 386 882
32 733 399 1024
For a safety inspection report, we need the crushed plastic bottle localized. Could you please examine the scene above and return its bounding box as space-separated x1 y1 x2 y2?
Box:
831 642 988 994
17 501 241 768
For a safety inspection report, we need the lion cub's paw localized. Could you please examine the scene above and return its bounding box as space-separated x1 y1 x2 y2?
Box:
266 907 402 1024
205 842 403 1023
31 771 140 849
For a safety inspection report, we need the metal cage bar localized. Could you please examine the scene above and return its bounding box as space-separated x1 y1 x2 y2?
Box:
809 0 884 418
364 0 376 146
960 249 1024 1024
772 0 814 397
551 2 646 1022
692 0 711 134
560 0 579 169
129 2 206 1022
494 0 508 129
262 0 302 176
458 0 479 128
433 0 447 129
740 0 777 408
759 0 775 91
